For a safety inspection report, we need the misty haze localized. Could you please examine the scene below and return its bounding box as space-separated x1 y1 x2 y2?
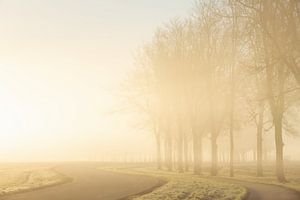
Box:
0 0 300 200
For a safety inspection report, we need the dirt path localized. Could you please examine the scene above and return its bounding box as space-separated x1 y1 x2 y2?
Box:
223 179 300 200
0 163 161 200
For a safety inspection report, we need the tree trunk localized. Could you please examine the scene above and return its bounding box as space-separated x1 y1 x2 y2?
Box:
208 75 218 176
177 133 184 173
164 137 168 169
192 128 202 174
165 135 173 171
229 72 234 176
155 133 162 170
253 149 257 162
183 133 189 171
229 121 234 177
265 68 287 182
211 135 218 176
261 0 287 183
274 114 286 182
229 0 237 178
257 101 265 177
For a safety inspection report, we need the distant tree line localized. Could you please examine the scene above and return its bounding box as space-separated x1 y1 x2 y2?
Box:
124 0 300 182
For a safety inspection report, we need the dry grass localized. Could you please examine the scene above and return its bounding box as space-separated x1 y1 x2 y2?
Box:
213 162 300 192
0 163 71 196
100 165 246 200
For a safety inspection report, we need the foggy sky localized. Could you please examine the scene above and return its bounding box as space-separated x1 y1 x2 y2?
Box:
0 0 299 162
0 0 193 161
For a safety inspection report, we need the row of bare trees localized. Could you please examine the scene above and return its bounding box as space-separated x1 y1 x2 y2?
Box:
125 0 300 182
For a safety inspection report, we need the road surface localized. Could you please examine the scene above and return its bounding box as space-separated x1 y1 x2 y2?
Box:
3 164 300 200
225 179 300 200
1 164 161 200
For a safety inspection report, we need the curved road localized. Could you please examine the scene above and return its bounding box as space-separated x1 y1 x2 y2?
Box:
1 164 160 200
2 164 300 200
224 179 300 200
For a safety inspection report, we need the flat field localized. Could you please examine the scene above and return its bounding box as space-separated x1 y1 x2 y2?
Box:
0 163 70 196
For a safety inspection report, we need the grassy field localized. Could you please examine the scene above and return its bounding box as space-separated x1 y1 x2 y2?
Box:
100 162 300 199
0 163 71 196
1 162 299 199
213 162 300 192
134 171 246 200
100 165 247 200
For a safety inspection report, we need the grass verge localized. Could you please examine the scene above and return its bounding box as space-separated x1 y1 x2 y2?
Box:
100 165 247 200
0 164 72 196
214 163 300 192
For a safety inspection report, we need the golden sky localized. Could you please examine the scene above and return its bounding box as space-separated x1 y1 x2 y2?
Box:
0 0 299 162
0 0 192 161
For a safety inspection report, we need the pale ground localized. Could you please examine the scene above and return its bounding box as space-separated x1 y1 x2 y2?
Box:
0 163 70 196
1 164 161 200
214 162 300 192
1 162 300 200
100 162 300 200
100 165 247 200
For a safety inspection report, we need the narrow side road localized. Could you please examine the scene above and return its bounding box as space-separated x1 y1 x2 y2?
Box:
0 164 161 200
222 179 300 200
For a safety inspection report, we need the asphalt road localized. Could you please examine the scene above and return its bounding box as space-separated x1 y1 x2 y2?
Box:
1 164 160 200
227 180 300 200
3 164 300 200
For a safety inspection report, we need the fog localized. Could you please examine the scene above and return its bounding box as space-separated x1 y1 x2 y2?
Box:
0 0 193 162
0 0 299 164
